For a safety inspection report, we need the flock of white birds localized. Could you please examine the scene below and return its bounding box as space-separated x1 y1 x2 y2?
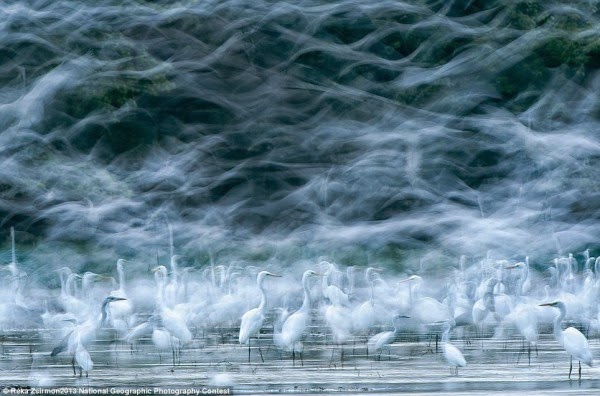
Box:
1 228 598 381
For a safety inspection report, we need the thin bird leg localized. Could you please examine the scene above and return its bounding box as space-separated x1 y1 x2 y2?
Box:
528 343 531 366
579 361 581 380
258 344 264 363
248 339 251 365
300 351 304 367
329 345 336 366
569 356 573 380
292 348 295 367
72 357 76 376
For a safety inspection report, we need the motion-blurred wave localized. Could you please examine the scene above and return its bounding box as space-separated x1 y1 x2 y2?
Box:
1 0 599 276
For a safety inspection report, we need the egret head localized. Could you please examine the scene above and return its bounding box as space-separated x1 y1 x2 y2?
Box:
301 270 322 284
257 271 282 285
400 274 422 283
104 296 127 304
539 301 561 308
151 265 168 276
505 262 525 270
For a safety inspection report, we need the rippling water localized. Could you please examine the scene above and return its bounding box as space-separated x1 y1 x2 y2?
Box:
1 0 600 392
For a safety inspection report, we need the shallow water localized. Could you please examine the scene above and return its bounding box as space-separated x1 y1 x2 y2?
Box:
2 326 600 394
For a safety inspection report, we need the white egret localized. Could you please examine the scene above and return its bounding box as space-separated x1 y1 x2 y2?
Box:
367 314 409 360
323 299 352 365
152 266 192 345
504 262 539 365
401 275 452 324
165 255 184 308
539 300 593 380
442 322 467 376
279 270 321 366
472 278 497 339
108 259 134 333
400 275 452 352
56 268 86 318
352 268 381 334
238 270 281 364
321 262 350 306
50 296 126 377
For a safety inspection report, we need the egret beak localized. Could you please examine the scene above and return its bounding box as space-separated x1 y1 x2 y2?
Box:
268 273 282 277
539 302 554 307
112 297 127 301
505 264 519 269
151 267 161 273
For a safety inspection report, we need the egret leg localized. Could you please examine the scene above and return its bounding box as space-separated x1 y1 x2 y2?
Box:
528 343 531 366
329 345 335 366
300 351 304 367
579 361 581 380
72 357 76 376
569 356 573 380
248 339 251 365
292 348 295 367
258 345 264 363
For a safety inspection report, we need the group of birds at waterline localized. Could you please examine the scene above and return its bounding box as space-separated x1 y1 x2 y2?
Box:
1 236 598 381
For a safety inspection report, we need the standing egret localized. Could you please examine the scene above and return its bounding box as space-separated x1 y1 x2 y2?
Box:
151 265 192 366
539 301 593 380
321 262 350 306
367 314 409 360
279 270 321 366
109 259 134 333
352 268 381 334
50 296 126 377
400 275 452 352
238 271 281 364
442 322 467 376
